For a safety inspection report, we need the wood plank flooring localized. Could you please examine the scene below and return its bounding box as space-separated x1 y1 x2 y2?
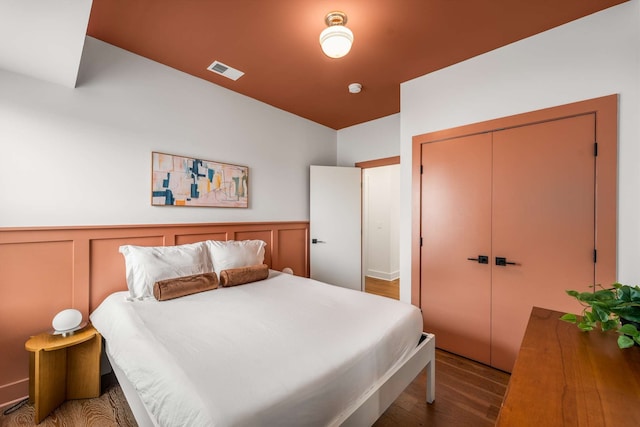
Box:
375 350 510 426
365 276 400 300
0 374 136 426
0 349 509 426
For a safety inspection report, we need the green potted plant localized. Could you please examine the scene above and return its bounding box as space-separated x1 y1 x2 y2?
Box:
561 283 640 348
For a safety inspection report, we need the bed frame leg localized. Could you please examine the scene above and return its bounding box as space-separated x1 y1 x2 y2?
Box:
426 336 435 403
426 359 435 403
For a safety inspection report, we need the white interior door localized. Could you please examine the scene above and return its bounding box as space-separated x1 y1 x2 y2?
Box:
310 166 361 290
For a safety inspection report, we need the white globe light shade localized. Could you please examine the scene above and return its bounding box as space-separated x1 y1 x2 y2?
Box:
319 25 354 58
52 308 82 332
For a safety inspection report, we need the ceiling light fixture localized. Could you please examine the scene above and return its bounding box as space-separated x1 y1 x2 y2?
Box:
319 11 353 59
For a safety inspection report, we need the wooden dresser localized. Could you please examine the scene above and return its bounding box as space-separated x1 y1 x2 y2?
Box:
497 306 640 426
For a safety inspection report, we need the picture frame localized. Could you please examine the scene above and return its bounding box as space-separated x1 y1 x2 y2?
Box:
151 152 248 208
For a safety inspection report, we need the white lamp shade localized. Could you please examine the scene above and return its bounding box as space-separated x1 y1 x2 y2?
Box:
52 308 83 332
319 25 353 58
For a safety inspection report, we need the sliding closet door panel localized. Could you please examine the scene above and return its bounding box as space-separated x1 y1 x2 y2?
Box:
421 133 492 364
491 114 595 372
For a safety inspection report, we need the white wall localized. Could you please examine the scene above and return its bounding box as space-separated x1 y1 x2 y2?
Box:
337 113 400 166
0 37 336 227
338 115 401 283
399 1 640 301
363 165 400 281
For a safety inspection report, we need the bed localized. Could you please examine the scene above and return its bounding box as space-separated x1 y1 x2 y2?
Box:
90 240 435 426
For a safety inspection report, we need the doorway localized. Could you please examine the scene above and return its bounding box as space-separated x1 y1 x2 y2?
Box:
357 157 400 300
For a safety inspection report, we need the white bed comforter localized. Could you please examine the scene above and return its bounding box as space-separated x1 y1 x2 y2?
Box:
91 271 423 427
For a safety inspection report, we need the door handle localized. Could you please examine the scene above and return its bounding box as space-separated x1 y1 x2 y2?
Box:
311 238 326 244
467 255 489 264
495 257 517 266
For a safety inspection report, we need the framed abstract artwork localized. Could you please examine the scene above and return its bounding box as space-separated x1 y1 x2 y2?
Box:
151 152 248 208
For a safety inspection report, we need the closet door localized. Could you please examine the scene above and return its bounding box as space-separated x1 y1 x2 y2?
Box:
491 114 596 371
421 133 492 364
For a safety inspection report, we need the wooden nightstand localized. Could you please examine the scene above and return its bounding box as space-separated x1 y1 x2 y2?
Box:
25 323 102 423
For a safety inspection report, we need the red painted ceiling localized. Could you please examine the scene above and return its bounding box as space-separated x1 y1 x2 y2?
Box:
87 0 627 130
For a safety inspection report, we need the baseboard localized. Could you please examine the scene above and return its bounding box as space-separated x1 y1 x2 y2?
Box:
366 270 399 281
0 378 28 409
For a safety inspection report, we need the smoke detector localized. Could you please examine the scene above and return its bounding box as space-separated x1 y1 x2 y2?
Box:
348 83 362 94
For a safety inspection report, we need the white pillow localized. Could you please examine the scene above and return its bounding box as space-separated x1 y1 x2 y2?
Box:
119 242 213 300
206 240 267 276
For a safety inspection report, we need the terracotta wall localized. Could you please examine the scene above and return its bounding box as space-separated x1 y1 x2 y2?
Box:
0 221 309 406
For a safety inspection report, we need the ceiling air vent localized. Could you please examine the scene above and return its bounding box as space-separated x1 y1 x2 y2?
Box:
207 60 244 81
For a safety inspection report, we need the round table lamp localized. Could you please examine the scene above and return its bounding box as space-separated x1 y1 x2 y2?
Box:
52 308 84 336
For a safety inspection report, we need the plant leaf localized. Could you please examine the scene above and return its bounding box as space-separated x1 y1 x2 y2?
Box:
601 319 619 331
577 322 594 331
617 285 630 301
592 304 611 322
577 292 598 303
566 290 580 298
560 313 577 323
620 323 640 337
583 311 596 323
629 286 640 302
595 288 617 297
613 307 640 322
618 335 635 349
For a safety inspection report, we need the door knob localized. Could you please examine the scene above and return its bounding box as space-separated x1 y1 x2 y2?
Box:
312 238 326 244
467 255 489 264
495 257 517 266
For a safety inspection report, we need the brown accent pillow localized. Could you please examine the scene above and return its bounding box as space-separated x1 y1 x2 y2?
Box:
220 264 269 287
153 272 219 301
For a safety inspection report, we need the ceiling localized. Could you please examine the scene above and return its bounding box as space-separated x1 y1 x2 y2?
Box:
86 0 627 130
